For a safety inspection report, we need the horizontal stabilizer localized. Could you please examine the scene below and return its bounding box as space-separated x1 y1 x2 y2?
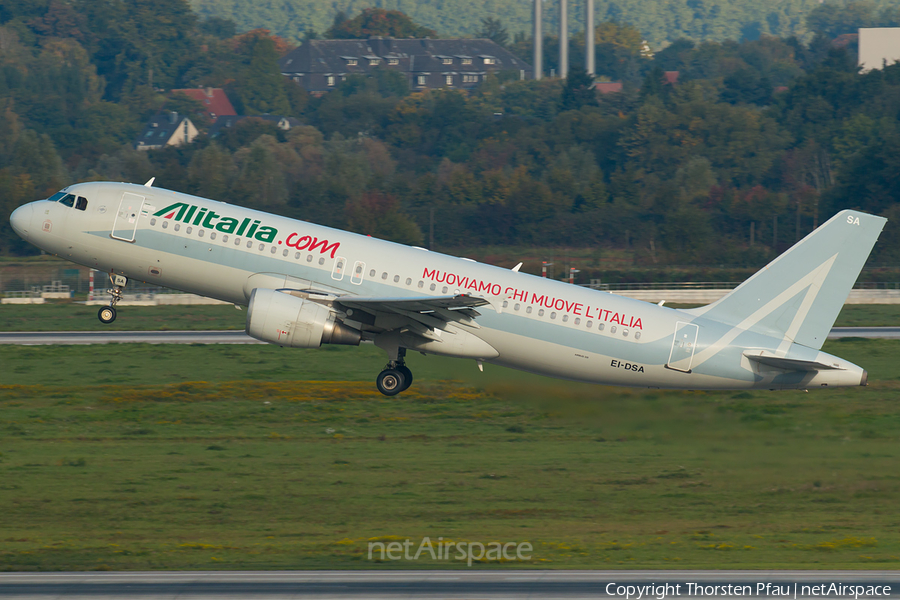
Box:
744 351 842 372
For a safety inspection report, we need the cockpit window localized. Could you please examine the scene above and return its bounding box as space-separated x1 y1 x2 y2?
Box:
59 194 76 207
47 191 67 202
75 196 88 211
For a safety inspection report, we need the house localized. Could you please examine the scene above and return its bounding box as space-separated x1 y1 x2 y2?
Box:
278 37 532 94
171 87 237 120
594 81 623 94
208 115 302 138
134 112 199 150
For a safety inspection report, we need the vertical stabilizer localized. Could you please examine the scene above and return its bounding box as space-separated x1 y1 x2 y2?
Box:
685 210 886 350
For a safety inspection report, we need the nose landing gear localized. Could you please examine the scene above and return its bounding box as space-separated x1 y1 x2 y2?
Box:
98 274 127 324
376 348 413 396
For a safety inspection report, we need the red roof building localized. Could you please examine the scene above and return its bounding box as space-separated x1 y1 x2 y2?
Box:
171 88 237 120
594 81 623 94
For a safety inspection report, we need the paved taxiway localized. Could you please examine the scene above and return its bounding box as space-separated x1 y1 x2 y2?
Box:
0 327 898 345
0 570 898 599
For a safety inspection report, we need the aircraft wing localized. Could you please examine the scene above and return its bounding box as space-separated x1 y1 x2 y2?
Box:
333 294 490 336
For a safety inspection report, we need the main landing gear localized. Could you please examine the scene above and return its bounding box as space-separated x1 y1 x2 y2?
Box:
98 274 127 324
376 348 413 396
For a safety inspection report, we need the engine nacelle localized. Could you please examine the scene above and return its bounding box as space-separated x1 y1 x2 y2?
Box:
246 288 360 348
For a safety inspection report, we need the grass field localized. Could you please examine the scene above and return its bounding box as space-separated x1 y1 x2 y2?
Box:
1 340 899 571
0 302 898 332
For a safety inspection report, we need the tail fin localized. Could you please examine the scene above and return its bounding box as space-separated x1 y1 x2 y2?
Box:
686 210 886 350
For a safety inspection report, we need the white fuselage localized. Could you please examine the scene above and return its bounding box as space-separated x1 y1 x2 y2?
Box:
9 182 867 390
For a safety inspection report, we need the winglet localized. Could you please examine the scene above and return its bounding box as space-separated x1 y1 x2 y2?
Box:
511 262 523 272
144 177 156 187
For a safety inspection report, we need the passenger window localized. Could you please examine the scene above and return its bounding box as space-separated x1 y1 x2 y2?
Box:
60 194 75 207
75 197 88 211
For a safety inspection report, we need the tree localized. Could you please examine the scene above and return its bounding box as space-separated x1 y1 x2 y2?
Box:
199 16 236 39
324 8 436 40
559 69 598 111
477 17 508 48
232 34 291 115
345 192 423 245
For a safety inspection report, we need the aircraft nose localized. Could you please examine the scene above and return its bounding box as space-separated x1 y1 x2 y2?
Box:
9 203 33 240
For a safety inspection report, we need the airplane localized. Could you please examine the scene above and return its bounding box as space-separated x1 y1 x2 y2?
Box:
8 180 886 395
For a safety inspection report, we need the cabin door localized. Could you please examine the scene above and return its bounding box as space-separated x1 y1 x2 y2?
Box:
666 321 699 372
111 192 145 242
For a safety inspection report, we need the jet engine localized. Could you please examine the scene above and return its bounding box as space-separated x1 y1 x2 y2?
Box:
246 288 360 348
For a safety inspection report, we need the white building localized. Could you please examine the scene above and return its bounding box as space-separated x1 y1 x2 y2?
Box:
858 27 900 72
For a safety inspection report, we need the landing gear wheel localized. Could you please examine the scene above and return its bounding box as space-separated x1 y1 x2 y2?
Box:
98 306 117 324
376 368 406 396
397 366 413 392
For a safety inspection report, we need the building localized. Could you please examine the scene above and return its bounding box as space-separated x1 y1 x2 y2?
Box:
171 87 237 120
278 38 531 94
134 112 199 150
593 81 623 94
858 27 900 72
208 115 302 138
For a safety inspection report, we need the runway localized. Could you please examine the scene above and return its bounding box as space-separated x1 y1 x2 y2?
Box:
0 327 898 345
0 330 264 344
0 570 897 599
